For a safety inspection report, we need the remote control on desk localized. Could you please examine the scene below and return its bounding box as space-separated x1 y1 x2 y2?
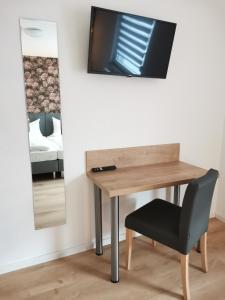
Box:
91 165 117 173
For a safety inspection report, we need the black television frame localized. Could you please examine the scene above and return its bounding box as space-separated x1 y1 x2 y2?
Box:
87 6 177 79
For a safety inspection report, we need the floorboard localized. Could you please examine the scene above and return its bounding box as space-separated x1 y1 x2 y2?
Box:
33 177 66 229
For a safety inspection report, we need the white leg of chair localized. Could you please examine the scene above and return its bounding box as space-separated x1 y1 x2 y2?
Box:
125 228 133 271
180 254 190 300
200 232 208 273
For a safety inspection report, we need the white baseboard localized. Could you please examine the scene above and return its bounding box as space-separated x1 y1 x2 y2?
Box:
215 214 225 223
0 232 126 275
0 242 92 275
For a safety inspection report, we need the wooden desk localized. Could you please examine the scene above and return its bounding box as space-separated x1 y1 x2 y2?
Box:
87 161 206 197
86 144 206 283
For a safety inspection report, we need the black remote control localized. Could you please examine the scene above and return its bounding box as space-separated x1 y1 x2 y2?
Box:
91 165 117 173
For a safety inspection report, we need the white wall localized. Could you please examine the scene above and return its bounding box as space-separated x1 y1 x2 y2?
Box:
1 0 225 274
215 0 225 221
217 117 225 221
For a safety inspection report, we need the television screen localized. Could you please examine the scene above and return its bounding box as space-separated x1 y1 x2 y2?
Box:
88 7 177 78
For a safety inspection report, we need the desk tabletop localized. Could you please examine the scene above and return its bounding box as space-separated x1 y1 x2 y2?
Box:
87 161 207 197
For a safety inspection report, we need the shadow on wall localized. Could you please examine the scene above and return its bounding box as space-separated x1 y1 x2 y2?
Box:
62 171 177 252
64 174 93 245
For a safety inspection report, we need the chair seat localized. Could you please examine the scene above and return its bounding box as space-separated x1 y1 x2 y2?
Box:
125 199 182 252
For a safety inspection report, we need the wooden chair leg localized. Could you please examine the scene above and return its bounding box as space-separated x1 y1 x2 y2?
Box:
125 228 133 270
200 232 208 273
152 240 157 247
180 254 190 300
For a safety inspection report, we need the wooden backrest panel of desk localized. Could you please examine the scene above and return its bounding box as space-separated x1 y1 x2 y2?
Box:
86 143 180 172
86 144 206 197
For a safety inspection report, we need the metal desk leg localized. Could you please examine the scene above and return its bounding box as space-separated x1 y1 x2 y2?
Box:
174 185 180 206
94 185 103 256
111 196 119 283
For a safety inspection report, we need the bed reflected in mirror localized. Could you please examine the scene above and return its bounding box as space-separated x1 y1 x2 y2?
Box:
20 18 66 229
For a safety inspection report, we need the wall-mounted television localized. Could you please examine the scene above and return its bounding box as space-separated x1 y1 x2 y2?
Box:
88 7 177 79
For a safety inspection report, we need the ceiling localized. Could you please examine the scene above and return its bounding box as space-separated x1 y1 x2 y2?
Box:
20 19 58 58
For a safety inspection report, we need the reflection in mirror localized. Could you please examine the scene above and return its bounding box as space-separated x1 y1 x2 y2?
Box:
20 19 66 229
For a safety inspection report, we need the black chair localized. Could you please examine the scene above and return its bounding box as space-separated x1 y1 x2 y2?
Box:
125 169 218 300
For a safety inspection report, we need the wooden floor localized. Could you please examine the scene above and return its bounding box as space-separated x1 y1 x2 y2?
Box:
33 177 66 229
0 219 225 300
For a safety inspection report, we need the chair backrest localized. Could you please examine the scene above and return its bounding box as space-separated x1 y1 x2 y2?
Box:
179 169 219 253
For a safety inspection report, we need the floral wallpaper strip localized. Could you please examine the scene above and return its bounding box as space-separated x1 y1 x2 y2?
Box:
23 56 61 113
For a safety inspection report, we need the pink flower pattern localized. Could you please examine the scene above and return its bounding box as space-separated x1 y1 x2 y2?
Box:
23 56 61 113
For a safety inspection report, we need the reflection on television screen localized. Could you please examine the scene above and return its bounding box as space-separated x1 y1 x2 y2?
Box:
88 7 177 79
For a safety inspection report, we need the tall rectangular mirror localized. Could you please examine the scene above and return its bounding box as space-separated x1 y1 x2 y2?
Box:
19 19 66 229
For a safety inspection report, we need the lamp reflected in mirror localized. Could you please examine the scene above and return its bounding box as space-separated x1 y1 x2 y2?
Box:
19 19 66 229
